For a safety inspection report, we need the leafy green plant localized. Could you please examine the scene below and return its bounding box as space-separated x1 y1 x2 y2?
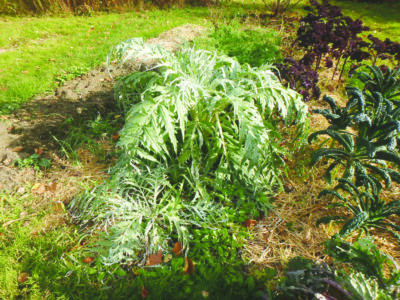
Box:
72 166 226 266
272 252 398 300
13 153 51 170
55 114 122 163
109 38 307 205
317 179 400 238
310 78 400 239
273 256 354 299
338 272 394 300
55 66 89 86
309 88 400 190
205 22 282 67
325 236 400 294
71 40 308 265
357 65 400 101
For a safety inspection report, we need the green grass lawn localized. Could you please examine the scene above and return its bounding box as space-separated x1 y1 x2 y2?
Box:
1 0 399 113
0 7 211 113
332 0 400 42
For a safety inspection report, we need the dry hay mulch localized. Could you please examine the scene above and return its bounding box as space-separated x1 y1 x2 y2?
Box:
244 147 400 274
244 95 400 274
243 159 335 269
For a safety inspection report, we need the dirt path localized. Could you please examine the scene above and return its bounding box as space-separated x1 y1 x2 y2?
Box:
0 24 206 191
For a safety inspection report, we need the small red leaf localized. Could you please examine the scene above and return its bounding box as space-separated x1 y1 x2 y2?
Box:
183 257 195 275
53 202 64 212
146 251 163 266
141 285 149 298
12 146 24 152
48 181 57 192
244 219 257 227
32 183 46 195
172 242 183 256
34 148 44 155
18 272 29 283
112 133 120 141
82 257 94 263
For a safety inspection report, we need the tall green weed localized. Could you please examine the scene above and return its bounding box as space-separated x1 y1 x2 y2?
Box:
196 22 282 67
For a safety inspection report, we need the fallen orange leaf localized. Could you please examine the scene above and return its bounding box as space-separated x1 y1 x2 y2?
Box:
82 257 94 263
18 272 29 283
172 241 183 256
32 183 46 194
141 285 149 298
12 146 24 152
183 257 194 275
146 251 163 266
48 181 57 192
34 148 43 155
53 202 64 212
244 219 257 227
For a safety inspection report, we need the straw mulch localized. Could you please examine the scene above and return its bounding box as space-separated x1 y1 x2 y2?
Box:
244 98 400 272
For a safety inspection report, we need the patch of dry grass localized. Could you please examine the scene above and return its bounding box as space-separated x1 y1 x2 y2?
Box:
244 93 400 274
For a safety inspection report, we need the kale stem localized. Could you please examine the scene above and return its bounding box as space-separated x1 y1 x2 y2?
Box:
332 54 342 80
338 56 349 82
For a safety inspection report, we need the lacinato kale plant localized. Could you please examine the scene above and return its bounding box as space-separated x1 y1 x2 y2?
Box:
317 179 400 239
309 66 400 239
